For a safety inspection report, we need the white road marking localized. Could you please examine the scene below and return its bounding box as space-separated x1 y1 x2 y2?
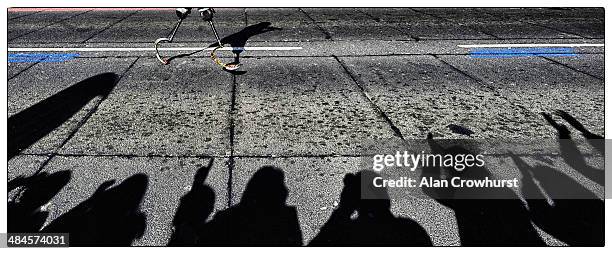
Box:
458 43 604 48
8 46 303 52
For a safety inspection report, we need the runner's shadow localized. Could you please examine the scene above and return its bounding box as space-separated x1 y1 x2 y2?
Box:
210 22 281 75
41 173 148 246
166 22 280 73
8 170 72 233
420 135 545 246
309 170 433 246
197 166 303 246
8 73 120 160
511 154 604 246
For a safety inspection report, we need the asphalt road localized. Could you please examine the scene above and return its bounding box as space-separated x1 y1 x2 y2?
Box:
7 8 605 246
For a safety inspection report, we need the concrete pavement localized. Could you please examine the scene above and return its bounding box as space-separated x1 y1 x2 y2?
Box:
7 8 605 246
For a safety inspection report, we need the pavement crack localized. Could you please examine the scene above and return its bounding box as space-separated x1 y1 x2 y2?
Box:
541 56 603 81
431 54 534 116
8 10 93 43
32 56 140 175
332 55 406 140
82 10 141 43
410 8 502 40
298 8 334 40
227 73 238 208
9 10 44 20
356 8 421 41
8 61 41 80
521 19 588 39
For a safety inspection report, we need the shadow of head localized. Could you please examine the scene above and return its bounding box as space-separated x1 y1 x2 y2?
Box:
42 173 149 246
353 170 391 217
98 173 148 212
240 166 288 208
8 72 120 160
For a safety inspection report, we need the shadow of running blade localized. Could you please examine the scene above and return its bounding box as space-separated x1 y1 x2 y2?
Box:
8 72 120 159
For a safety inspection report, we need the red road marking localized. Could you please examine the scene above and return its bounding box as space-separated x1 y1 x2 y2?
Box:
8 8 175 12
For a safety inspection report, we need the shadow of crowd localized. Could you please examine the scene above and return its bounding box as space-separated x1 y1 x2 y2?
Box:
6 66 604 246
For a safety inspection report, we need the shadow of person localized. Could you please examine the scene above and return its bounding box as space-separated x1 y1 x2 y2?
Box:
542 112 604 186
8 72 120 160
209 22 282 49
8 170 71 233
42 173 148 246
209 22 282 72
511 154 604 246
555 110 604 153
421 134 545 246
197 166 302 246
168 159 216 246
310 170 432 246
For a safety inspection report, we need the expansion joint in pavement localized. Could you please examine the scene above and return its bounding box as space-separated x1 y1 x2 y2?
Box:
527 21 587 39
332 55 406 140
409 8 502 40
8 61 41 80
541 56 603 81
227 73 238 207
431 54 534 115
355 8 421 41
298 8 334 40
32 56 140 176
9 10 43 21
82 10 141 43
8 10 93 43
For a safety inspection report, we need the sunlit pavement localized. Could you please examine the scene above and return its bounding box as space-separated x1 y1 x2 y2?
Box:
7 8 604 246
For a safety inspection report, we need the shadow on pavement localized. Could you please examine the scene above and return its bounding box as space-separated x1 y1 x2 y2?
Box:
510 112 605 246
542 111 604 186
512 154 604 246
41 173 148 246
8 170 72 233
420 135 546 246
168 160 216 246
168 165 303 246
309 170 433 246
7 72 120 160
167 22 281 71
197 166 303 246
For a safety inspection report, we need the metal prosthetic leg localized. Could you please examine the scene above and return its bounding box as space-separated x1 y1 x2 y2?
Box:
154 8 192 64
202 8 241 71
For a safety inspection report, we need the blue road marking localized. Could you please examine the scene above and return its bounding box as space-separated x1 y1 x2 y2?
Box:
469 48 577 58
8 53 79 63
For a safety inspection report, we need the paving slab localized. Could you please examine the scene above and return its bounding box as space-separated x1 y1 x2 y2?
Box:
468 21 582 39
61 57 232 157
438 55 604 137
38 156 228 246
233 57 401 156
246 8 329 42
89 9 246 43
531 20 604 39
340 55 539 138
7 57 137 154
479 8 603 23
7 62 37 80
8 11 88 41
12 11 136 43
7 155 49 182
547 54 604 80
302 8 416 41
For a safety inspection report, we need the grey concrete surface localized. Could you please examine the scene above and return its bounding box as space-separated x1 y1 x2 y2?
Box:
6 8 605 246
